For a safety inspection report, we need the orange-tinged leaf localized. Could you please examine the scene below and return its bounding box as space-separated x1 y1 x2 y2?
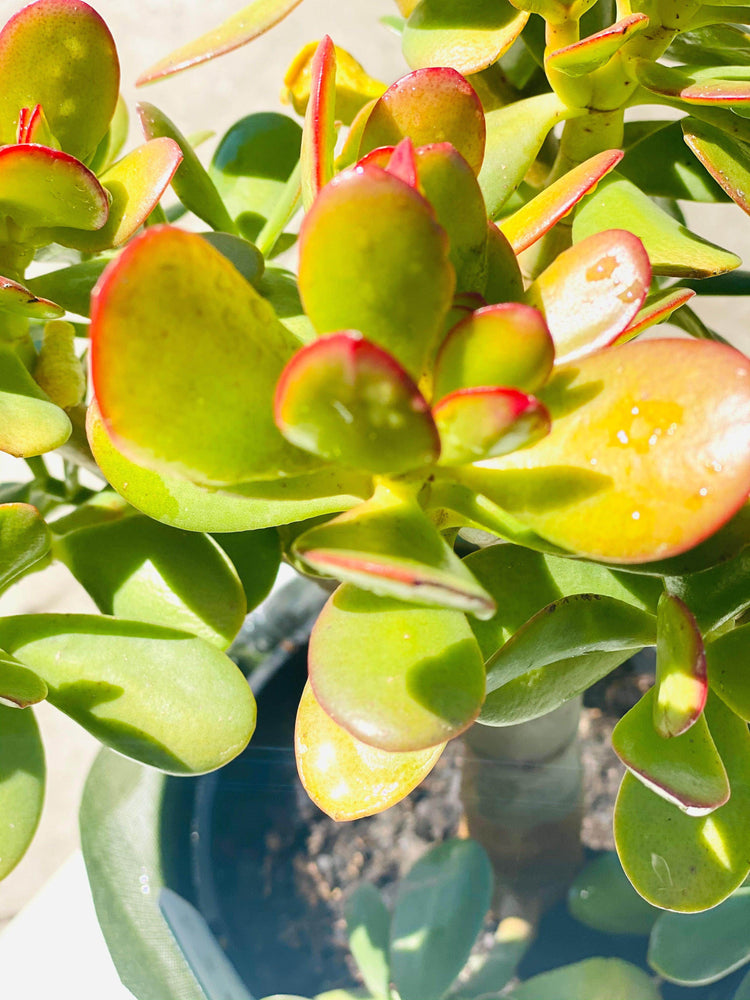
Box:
388 138 419 188
283 40 386 125
654 593 707 739
301 36 336 210
526 230 650 364
455 339 750 563
0 274 63 321
0 0 119 161
546 14 649 77
360 68 486 175
683 118 750 216
616 287 696 343
636 60 750 106
296 681 444 821
434 387 550 465
137 0 305 85
18 103 59 149
500 150 623 254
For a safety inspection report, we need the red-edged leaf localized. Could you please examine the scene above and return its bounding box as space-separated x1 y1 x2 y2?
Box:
433 387 550 466
616 288 696 343
546 14 650 77
653 593 707 739
0 275 63 320
388 138 418 188
683 118 750 216
301 35 337 210
500 150 623 254
359 68 486 175
526 229 651 363
434 302 554 398
274 331 439 474
637 60 750 106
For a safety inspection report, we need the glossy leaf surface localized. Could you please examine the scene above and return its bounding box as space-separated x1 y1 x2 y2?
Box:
574 174 741 278
298 167 454 380
137 0 304 84
653 593 707 739
0 274 63 321
618 287 695 342
648 888 750 985
284 41 385 126
309 585 485 751
568 852 658 936
137 102 236 233
456 340 750 563
0 0 119 161
615 694 750 911
500 150 623 254
210 528 280 612
509 958 660 1000
0 704 44 881
0 344 71 457
345 884 391 999
295 681 444 821
88 400 369 533
707 624 750 721
546 14 649 77
636 60 750 106
434 387 550 465
390 839 493 1000
275 332 438 474
293 483 495 617
481 594 655 725
51 138 183 252
360 68 486 175
613 688 728 815
402 0 528 76
0 502 50 594
683 117 750 215
0 651 47 709
0 614 256 774
434 303 554 398
91 226 313 486
526 229 650 364
300 36 336 210
56 517 246 649
0 144 108 230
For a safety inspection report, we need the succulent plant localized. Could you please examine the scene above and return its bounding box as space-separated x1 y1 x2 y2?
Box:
2 0 750 924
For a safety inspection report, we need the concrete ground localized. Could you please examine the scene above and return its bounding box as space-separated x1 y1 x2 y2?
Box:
1 0 749 934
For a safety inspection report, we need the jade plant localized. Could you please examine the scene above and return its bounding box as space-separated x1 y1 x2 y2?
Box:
2 0 750 932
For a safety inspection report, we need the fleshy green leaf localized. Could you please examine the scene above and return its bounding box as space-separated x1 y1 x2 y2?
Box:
0 614 256 774
309 584 485 751
434 302 553 399
508 958 661 1000
298 167 454 380
0 274 63 320
360 68 486 175
0 703 44 880
613 688 729 814
274 332 439 474
295 681 444 821
87 94 129 175
0 650 47 709
345 884 392 999
653 593 707 738
636 59 750 106
481 594 655 725
434 387 550 465
457 919 532 998
573 173 741 277
707 623 750 721
0 344 71 457
90 225 315 486
648 887 750 986
87 400 370 533
293 482 495 617
682 117 750 215
617 287 695 342
199 232 264 288
283 40 386 126
137 102 236 233
390 839 492 1000
454 340 750 563
668 546 750 636
568 852 658 936
50 138 183 252
484 221 524 303
55 516 246 649
210 528 280 613
402 0 528 76
0 502 50 594
0 0 119 161
26 258 109 318
300 36 336 210
526 229 650 363
137 0 304 84
620 120 730 202
614 694 750 912
546 14 649 77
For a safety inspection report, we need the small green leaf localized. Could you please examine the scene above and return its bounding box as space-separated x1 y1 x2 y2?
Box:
573 173 741 278
309 584 485 751
508 958 661 1000
198 232 264 287
345 885 391 999
0 650 47 709
0 344 71 458
390 839 492 1000
55 516 247 649
613 688 729 815
707 623 750 721
0 703 45 880
614 694 750 912
211 528 280 613
0 614 256 774
0 0 119 161
568 852 658 936
0 502 50 594
648 887 750 986
682 117 750 215
653 593 707 738
298 167 454 380
0 274 63 321
546 14 649 77
26 258 110 318
457 919 532 997
484 222 524 303
668 548 750 637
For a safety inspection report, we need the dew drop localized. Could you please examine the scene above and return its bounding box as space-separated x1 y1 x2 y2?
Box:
632 511 640 521
699 487 708 497
617 429 629 445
